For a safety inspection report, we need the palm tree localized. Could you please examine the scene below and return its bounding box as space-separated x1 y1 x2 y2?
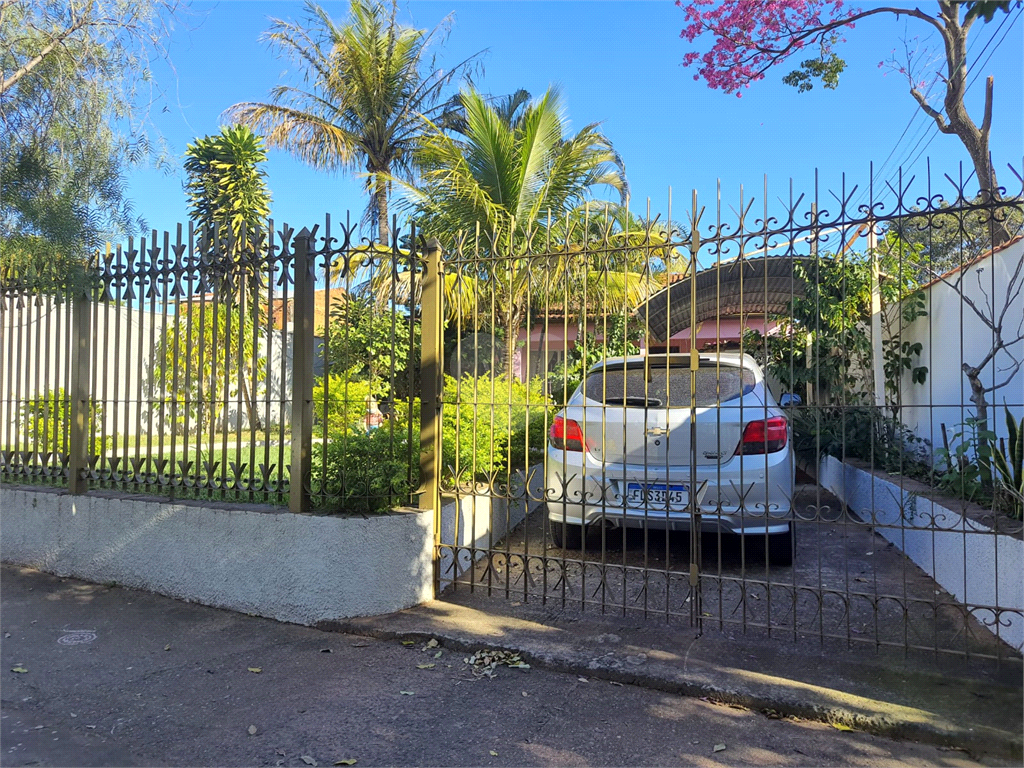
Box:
389 87 672 372
224 0 477 246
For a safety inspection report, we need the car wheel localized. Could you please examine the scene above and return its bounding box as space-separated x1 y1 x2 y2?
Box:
551 520 584 549
767 525 795 567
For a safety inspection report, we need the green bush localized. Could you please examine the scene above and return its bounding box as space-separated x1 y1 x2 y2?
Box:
310 373 552 514
441 374 551 485
18 388 109 455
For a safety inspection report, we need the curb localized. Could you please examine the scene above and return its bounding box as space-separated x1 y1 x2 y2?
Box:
320 619 1023 764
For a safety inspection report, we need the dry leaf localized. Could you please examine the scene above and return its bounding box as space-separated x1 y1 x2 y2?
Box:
11 667 27 673
831 723 854 732
400 640 415 646
416 663 435 670
425 639 439 649
248 667 262 673
713 744 726 753
434 650 443 659
577 677 588 683
400 690 415 695
489 751 498 757
248 725 258 736
164 645 171 651
333 761 357 766
301 757 317 766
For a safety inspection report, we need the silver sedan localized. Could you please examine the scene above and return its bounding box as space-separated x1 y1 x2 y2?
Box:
545 353 796 565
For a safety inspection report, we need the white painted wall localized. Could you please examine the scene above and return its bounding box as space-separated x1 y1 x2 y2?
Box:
0 487 434 624
820 455 1023 652
898 239 1024 455
0 298 298 445
437 465 543 591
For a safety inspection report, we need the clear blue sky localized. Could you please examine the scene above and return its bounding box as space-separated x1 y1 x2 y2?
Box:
126 0 1024 246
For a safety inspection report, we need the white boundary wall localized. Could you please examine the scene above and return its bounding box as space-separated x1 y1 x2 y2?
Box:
898 239 1024 453
820 455 1023 652
0 487 434 625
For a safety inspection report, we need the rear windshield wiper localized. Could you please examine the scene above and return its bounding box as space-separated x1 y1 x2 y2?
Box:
604 396 663 407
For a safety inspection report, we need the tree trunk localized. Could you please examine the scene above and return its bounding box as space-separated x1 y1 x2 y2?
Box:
236 284 264 432
965 365 993 491
375 174 390 248
934 3 1011 246
498 304 526 379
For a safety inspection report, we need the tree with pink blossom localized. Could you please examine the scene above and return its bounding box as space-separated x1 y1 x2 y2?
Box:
677 0 1016 242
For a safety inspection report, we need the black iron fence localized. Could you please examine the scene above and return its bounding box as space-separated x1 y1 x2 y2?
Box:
2 165 1023 661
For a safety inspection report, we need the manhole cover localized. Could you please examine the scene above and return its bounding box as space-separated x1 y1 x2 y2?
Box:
57 631 97 645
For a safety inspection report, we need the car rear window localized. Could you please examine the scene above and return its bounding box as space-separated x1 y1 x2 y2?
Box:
578 365 756 407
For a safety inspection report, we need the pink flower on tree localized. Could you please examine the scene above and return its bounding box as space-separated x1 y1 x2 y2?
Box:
676 0 859 94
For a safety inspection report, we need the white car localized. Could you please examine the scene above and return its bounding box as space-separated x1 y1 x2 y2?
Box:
545 353 795 565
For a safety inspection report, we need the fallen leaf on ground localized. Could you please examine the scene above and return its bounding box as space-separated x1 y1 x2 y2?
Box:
713 744 726 753
434 650 443 659
401 640 415 646
11 667 27 673
489 751 498 756
248 667 262 673
276 749 286 756
831 723 854 732
521 691 528 697
416 663 435 669
333 761 357 766
425 639 439 649
301 756 317 766
3 633 10 638
577 677 588 683
248 725 258 735
164 645 171 651
400 690 415 695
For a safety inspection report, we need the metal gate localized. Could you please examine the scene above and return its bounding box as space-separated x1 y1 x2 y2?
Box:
431 171 1024 662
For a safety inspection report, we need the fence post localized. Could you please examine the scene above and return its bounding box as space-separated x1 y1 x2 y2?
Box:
67 286 92 495
418 238 444 517
289 228 315 514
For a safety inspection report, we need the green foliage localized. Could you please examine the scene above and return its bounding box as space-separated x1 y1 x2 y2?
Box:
934 419 995 506
311 419 419 515
153 303 266 435
184 124 272 254
325 295 420 399
227 0 477 244
548 312 644 405
441 375 552 484
992 407 1024 520
19 389 108 455
1 0 178 265
782 43 847 92
747 234 928 416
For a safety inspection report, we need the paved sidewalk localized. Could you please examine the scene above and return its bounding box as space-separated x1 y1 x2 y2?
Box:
336 590 1023 762
0 565 1009 767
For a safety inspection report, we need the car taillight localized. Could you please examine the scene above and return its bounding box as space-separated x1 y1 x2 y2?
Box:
550 416 588 452
736 416 788 455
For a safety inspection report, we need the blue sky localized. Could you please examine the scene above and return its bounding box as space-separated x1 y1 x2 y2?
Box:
126 0 1024 245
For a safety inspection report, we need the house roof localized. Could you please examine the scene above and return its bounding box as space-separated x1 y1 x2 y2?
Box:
635 255 814 342
917 235 1023 291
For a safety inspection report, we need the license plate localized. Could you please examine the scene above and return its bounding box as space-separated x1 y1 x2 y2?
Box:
624 483 690 508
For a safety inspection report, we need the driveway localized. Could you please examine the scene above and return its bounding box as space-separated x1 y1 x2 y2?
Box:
446 485 1010 659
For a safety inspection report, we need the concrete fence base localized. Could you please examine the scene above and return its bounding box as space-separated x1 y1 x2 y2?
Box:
0 486 434 626
819 456 1023 652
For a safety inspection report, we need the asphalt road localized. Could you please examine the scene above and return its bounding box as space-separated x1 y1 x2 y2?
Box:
0 565 988 767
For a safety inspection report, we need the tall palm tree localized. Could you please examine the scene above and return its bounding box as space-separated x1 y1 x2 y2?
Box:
225 0 477 246
388 87 671 372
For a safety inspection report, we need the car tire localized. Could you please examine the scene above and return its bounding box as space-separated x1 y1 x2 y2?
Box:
551 520 584 549
767 525 795 567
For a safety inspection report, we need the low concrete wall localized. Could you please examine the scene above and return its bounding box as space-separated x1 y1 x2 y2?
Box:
819 456 1024 651
0 486 434 626
437 466 543 591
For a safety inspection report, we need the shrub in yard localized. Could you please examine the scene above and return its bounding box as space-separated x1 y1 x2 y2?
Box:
18 388 108 455
441 374 551 486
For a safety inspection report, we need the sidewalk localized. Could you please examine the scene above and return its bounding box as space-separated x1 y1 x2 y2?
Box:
0 565 1017 767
